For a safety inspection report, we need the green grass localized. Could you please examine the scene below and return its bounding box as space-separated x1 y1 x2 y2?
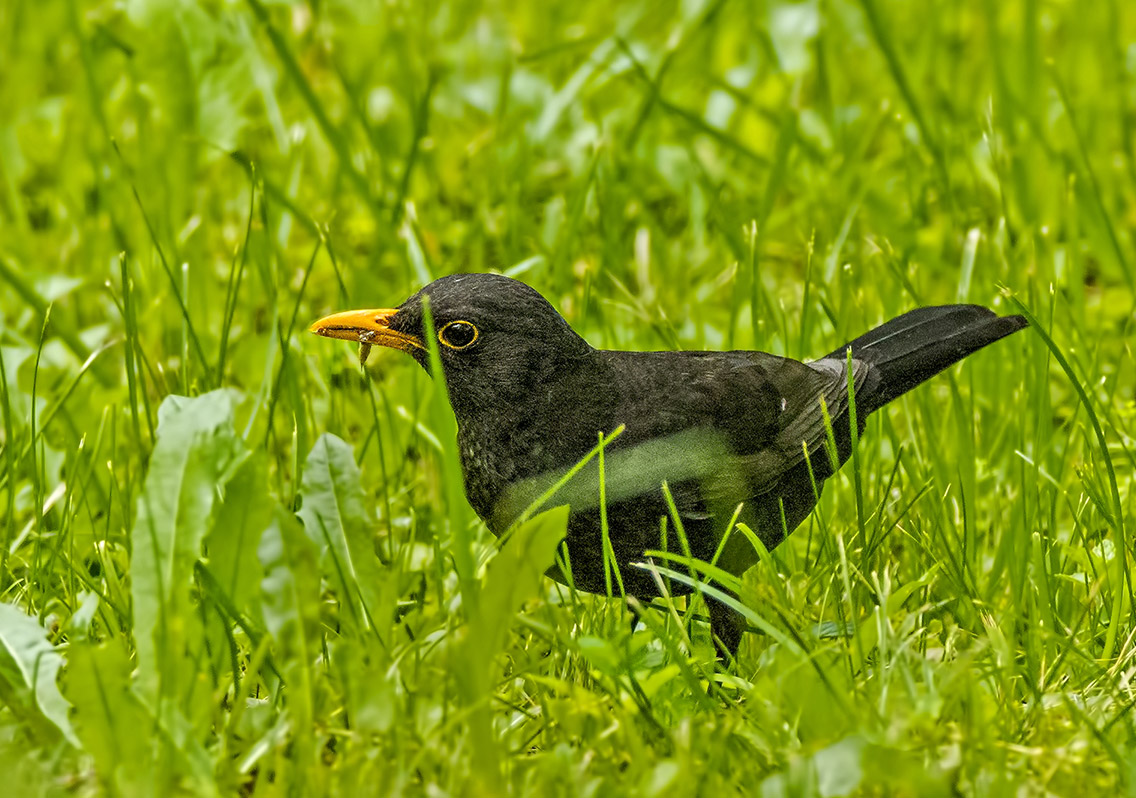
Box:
1 0 1134 794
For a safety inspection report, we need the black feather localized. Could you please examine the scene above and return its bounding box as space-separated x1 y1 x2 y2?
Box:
823 305 1028 412
323 276 1029 658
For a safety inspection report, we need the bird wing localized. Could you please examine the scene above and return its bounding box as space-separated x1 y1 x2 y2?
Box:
702 353 872 498
491 351 869 535
595 348 872 501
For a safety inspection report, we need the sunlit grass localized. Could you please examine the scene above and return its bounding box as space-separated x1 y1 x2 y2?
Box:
0 0 1133 794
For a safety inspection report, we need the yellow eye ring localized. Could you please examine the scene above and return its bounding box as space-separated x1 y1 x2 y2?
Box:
438 320 479 350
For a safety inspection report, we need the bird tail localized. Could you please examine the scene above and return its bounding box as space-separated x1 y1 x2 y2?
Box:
825 305 1028 412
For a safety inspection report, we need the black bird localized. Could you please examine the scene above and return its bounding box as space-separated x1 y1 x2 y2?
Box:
311 273 1027 657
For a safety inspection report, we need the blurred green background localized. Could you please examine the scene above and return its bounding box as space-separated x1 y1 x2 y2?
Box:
1 0 1134 795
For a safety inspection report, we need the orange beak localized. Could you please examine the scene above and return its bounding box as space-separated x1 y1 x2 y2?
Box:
309 308 425 364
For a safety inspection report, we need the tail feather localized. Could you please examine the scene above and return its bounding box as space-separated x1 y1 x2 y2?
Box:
825 305 1027 412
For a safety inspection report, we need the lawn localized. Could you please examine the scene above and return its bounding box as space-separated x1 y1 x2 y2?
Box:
1 0 1134 794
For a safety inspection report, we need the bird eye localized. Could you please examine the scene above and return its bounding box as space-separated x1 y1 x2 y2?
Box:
438 320 479 350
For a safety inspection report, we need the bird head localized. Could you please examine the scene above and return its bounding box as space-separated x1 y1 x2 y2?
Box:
310 273 594 415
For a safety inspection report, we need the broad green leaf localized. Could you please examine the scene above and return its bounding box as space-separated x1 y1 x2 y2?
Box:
260 506 321 668
297 433 384 636
66 591 100 641
456 505 568 790
577 635 622 677
205 452 273 617
34 273 84 302
66 641 216 796
468 505 570 681
768 0 820 74
259 507 322 793
0 345 34 427
0 602 78 747
131 390 245 708
65 643 155 798
332 637 396 735
200 452 275 693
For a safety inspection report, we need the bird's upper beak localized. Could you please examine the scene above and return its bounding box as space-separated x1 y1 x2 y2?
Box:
309 308 425 363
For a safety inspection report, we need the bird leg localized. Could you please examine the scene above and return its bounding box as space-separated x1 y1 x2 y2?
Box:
707 596 745 668
625 598 644 635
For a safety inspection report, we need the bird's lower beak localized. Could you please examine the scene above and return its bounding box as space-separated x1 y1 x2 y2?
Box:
309 308 424 364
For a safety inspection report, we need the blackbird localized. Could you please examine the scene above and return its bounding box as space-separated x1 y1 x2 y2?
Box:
311 273 1027 657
